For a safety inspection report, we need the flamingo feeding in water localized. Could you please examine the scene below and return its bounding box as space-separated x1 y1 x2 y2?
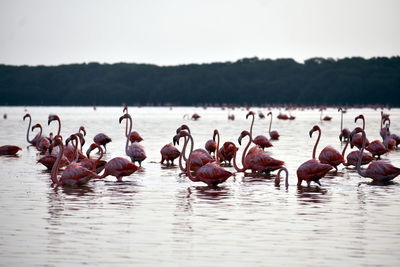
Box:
160 143 180 165
341 134 374 167
267 112 280 140
119 113 146 166
0 145 22 156
338 108 350 142
218 141 237 165
50 136 101 186
247 111 272 150
296 125 333 186
350 127 400 183
99 157 140 181
23 113 41 146
82 143 107 174
93 133 112 153
274 167 289 188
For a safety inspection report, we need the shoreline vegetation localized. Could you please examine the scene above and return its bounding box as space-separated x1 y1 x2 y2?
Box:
1 57 399 107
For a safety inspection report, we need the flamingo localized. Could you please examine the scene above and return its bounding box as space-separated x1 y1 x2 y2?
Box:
186 135 232 187
228 113 235 121
296 125 333 186
23 113 41 146
379 111 390 139
338 108 350 142
351 127 400 182
267 112 280 140
365 140 388 159
123 105 143 143
382 118 400 147
99 157 140 181
65 134 87 162
0 145 22 155
247 111 272 150
320 108 332 121
351 115 370 149
233 131 284 174
218 141 237 165
82 143 107 173
258 111 265 119
341 135 374 167
50 136 101 186
204 130 218 156
93 133 112 153
277 113 289 120
160 143 180 165
274 167 289 188
317 126 344 170
173 130 214 172
48 114 61 135
31 124 51 153
119 113 146 166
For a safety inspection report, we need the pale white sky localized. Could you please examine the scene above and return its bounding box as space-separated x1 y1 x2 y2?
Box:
0 0 399 66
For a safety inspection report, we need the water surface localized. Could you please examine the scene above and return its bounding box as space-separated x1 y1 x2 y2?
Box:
0 106 399 266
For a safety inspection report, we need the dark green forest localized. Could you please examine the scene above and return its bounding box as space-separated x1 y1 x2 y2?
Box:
1 57 399 106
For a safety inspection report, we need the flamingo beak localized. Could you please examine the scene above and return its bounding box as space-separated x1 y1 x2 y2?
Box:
86 147 92 158
82 128 86 136
238 135 243 145
309 130 313 138
176 127 182 134
65 137 71 146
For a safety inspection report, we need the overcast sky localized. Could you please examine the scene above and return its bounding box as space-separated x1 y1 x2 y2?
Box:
0 0 399 66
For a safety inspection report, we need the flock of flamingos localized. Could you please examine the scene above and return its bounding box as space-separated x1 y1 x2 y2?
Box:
1 106 400 188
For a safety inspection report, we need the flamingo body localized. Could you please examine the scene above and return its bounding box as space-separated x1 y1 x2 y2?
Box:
245 151 284 173
297 159 333 186
366 140 388 159
344 151 374 167
351 133 369 150
0 145 22 155
38 155 69 169
101 157 140 181
269 131 280 140
218 142 236 164
190 162 233 186
318 146 344 170
205 139 217 155
127 143 146 166
93 133 112 152
362 161 400 182
129 131 143 143
59 163 100 186
160 143 180 164
253 135 272 150
339 128 351 141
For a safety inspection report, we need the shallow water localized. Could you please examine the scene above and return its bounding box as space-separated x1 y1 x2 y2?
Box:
0 106 399 266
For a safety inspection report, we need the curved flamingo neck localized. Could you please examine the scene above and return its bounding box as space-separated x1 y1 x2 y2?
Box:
54 118 61 135
25 115 33 143
35 126 43 151
72 138 79 162
215 131 220 163
248 113 255 138
179 135 189 172
233 134 251 172
312 129 321 159
356 130 367 177
186 134 199 182
125 108 129 137
341 138 349 157
268 113 272 134
50 142 63 186
124 116 133 155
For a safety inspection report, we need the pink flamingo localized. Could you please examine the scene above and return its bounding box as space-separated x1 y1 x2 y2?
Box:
317 126 344 170
351 127 400 182
233 131 284 174
296 125 333 186
82 143 107 173
205 130 218 156
0 145 22 155
338 108 350 141
277 113 289 120
160 143 180 165
379 111 390 139
341 135 374 167
48 114 61 135
119 113 146 166
247 111 272 150
366 140 388 159
274 167 289 188
185 132 232 186
382 118 400 147
32 124 51 153
320 108 332 121
173 130 214 172
267 112 280 140
93 133 112 153
23 113 41 146
351 115 370 149
218 141 237 165
99 157 140 181
50 136 101 186
65 134 87 162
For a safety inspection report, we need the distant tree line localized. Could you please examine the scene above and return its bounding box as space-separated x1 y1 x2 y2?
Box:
0 57 399 106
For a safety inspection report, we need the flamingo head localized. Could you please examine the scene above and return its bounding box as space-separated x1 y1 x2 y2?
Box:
65 134 78 146
123 105 128 113
119 113 131 123
48 114 59 125
350 127 363 141
173 131 189 145
176 124 190 134
79 126 86 136
31 123 41 131
383 117 391 127
238 130 250 145
354 114 364 123
86 143 100 158
246 111 255 119
212 129 219 141
23 113 30 120
51 135 63 147
267 111 272 116
309 125 320 137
